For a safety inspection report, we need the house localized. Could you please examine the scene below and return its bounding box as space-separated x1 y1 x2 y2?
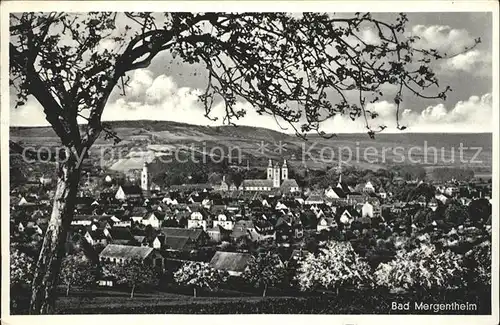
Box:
206 225 232 243
347 192 365 204
163 236 194 252
378 187 387 199
305 193 324 205
317 217 336 232
214 176 230 192
115 185 142 201
84 229 108 246
362 181 376 193
17 196 30 206
240 179 273 192
71 215 95 226
213 213 234 230
231 219 275 242
280 179 300 193
324 186 346 199
288 249 312 266
206 226 222 243
99 244 164 268
361 202 374 218
137 235 163 249
113 220 132 227
435 193 450 204
275 215 303 240
428 198 439 211
337 207 359 225
160 227 209 247
445 186 459 197
104 228 136 245
209 251 253 276
187 209 210 230
141 211 165 228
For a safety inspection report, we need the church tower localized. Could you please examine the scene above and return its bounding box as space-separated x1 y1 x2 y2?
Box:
336 165 343 189
141 161 149 191
267 159 273 180
281 160 288 180
273 162 281 188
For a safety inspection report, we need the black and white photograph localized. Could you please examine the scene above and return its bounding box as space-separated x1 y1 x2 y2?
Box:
1 1 498 323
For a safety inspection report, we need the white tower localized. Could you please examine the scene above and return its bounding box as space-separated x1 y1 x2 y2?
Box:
281 160 288 180
273 162 281 188
336 165 343 189
141 161 149 191
267 159 273 180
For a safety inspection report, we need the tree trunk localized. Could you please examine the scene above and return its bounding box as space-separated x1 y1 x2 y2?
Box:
29 158 82 315
66 283 70 297
130 285 135 299
193 287 197 297
262 283 268 297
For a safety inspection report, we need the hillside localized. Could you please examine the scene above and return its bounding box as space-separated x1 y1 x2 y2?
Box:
10 120 493 177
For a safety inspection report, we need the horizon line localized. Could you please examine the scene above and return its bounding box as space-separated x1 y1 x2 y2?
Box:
8 120 494 135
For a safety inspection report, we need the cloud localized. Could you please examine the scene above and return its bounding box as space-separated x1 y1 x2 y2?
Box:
442 50 492 76
316 93 493 133
410 25 476 54
400 93 492 132
360 28 382 45
409 24 490 76
102 70 287 131
9 67 493 134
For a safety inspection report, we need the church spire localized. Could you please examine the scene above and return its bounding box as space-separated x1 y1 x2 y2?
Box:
141 160 149 191
337 166 343 189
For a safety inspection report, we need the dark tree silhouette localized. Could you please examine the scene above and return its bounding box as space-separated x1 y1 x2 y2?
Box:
9 12 478 314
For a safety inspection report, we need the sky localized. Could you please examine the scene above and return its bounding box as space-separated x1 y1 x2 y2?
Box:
9 12 493 133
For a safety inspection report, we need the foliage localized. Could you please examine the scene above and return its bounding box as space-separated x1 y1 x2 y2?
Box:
59 253 98 295
374 243 464 291
108 259 159 298
443 201 469 226
174 262 225 296
295 241 372 291
391 165 427 181
468 199 491 226
431 167 475 182
243 252 287 296
10 247 36 287
464 240 491 286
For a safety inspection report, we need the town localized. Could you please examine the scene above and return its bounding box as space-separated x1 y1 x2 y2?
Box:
10 150 493 313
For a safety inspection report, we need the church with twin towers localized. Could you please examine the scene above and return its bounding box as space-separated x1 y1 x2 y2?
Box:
240 159 300 193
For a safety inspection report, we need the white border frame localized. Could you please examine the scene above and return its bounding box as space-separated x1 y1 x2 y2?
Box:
1 1 498 325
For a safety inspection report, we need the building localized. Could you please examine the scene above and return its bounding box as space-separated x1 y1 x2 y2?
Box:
363 181 376 193
141 211 165 229
361 201 374 218
187 209 210 230
305 193 324 205
213 176 230 192
209 251 253 276
213 213 234 230
115 185 142 201
317 217 336 232
99 244 164 269
160 227 209 247
241 160 299 192
141 162 149 191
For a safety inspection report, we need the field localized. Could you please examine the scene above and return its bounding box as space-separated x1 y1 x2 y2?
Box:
11 285 491 315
